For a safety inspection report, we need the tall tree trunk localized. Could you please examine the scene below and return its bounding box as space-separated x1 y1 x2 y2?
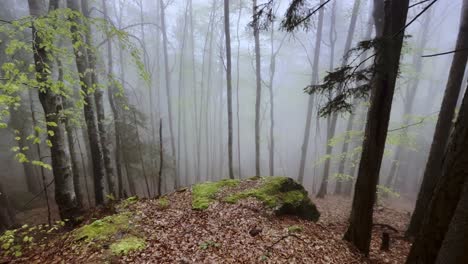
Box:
59 59 84 208
236 2 243 178
102 0 125 199
66 0 106 205
189 0 201 183
434 89 468 263
317 0 361 198
28 0 81 221
343 0 409 255
406 1 468 238
297 0 325 184
133 110 151 197
80 0 116 197
385 9 431 192
159 0 177 188
224 0 234 179
253 0 262 176
406 78 468 263
29 90 52 224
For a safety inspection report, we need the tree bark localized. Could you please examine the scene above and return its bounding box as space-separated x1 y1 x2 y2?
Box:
297 0 325 184
434 91 468 263
253 0 262 176
0 182 15 232
66 0 106 205
159 0 177 188
343 0 409 255
28 0 81 221
101 0 125 199
406 0 468 238
224 0 234 179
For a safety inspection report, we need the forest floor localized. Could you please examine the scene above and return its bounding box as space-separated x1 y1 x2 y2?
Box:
2 184 412 264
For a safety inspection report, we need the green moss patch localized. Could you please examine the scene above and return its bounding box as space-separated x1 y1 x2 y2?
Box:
110 236 146 256
74 213 131 242
224 177 320 221
156 197 170 209
192 179 240 210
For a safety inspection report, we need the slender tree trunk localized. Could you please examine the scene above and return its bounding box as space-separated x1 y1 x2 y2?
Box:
253 0 262 176
406 2 468 239
159 0 177 188
28 90 52 224
318 0 361 198
66 0 106 205
343 0 409 255
297 0 325 184
28 0 81 221
224 0 234 179
59 59 84 208
158 119 164 197
80 0 116 197
133 110 151 197
75 129 92 206
101 0 125 199
236 3 243 178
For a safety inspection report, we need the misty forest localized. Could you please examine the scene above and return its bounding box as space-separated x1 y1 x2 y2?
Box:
0 0 467 263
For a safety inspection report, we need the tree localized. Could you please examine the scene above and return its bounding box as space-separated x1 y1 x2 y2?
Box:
66 0 106 205
101 0 125 199
343 0 409 255
0 182 15 232
81 0 116 197
224 0 234 179
297 0 325 184
434 89 468 264
159 0 177 188
253 0 262 176
406 0 468 238
28 0 81 220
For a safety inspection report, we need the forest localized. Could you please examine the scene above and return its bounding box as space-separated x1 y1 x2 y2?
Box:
0 0 467 263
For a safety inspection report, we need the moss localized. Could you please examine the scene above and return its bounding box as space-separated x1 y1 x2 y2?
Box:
110 236 146 256
156 197 169 209
74 213 131 242
224 176 320 221
224 177 293 208
192 179 240 210
120 196 138 208
287 225 303 233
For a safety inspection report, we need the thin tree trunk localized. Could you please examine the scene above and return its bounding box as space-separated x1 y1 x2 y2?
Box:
66 0 106 205
133 110 151 197
80 0 116 197
158 118 164 197
28 0 81 221
75 129 92 206
224 0 234 179
102 0 125 199
159 0 177 188
236 2 243 178
406 2 468 238
297 0 325 184
343 0 409 255
318 0 361 198
28 90 52 224
253 0 262 176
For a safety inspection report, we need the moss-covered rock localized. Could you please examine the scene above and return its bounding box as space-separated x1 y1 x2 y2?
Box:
224 177 320 221
74 213 131 242
192 179 240 210
110 236 146 256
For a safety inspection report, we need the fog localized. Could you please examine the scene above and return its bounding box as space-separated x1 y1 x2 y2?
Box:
0 0 464 223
